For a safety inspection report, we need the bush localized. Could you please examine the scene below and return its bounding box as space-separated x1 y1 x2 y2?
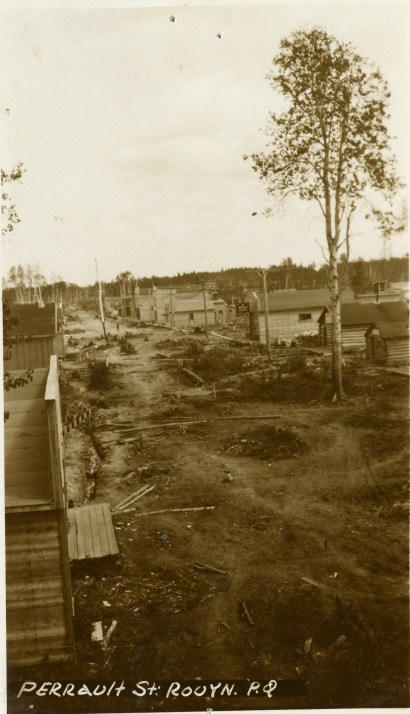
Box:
192 346 248 381
280 352 310 376
88 362 112 390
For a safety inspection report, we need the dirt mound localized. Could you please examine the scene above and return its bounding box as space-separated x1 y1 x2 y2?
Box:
221 424 306 459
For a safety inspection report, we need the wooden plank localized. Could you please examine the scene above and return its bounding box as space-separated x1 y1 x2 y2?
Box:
4 368 48 385
5 434 49 450
8 648 73 668
46 400 64 508
75 509 86 561
102 503 119 555
45 355 58 400
5 484 53 503
94 503 111 557
5 446 49 462
7 578 63 593
7 599 65 619
88 505 103 558
6 383 47 401
6 458 49 474
7 625 67 642
81 506 95 559
7 546 62 563
5 409 47 426
7 536 61 554
5 469 50 486
6 559 62 578
5 424 49 438
4 399 47 414
7 595 64 611
67 510 78 561
5 524 57 538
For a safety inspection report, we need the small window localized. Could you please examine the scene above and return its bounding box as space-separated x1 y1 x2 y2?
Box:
189 313 194 322
299 313 312 321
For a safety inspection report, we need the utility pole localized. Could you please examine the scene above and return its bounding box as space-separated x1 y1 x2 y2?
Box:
257 268 272 360
95 258 108 341
148 288 152 325
169 287 175 328
201 281 209 338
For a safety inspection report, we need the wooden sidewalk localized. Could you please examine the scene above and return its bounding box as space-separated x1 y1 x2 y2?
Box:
68 503 119 561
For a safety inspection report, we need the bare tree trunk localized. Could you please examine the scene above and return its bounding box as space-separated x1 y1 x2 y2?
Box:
262 269 272 360
328 243 344 400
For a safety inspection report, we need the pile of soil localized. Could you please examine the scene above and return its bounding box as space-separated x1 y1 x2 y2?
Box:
221 424 306 459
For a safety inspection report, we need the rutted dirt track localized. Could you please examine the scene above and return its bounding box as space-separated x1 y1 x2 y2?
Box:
9 311 409 712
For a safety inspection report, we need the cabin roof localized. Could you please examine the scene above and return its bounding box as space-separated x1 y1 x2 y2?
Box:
366 321 409 339
257 287 355 312
339 301 408 326
10 303 58 336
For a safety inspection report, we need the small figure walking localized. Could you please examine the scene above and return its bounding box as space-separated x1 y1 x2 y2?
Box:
116 320 120 332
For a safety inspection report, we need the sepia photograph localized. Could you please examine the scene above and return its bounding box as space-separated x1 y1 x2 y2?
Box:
1 1 409 712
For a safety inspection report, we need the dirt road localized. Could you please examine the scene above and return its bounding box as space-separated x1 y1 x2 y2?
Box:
22 310 409 711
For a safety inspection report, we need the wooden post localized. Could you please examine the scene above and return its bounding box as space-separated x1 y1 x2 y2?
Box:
202 282 209 338
95 259 107 341
45 356 65 508
148 289 152 324
257 268 272 360
169 287 175 328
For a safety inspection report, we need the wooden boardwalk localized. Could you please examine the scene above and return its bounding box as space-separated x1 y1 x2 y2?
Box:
68 504 119 561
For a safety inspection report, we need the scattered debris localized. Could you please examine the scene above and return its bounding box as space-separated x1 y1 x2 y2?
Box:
194 562 229 576
180 367 206 385
222 424 305 460
241 601 254 626
130 506 216 518
112 484 154 512
102 620 118 651
91 622 103 642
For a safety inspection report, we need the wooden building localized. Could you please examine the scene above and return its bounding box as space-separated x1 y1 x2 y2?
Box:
365 322 409 365
4 356 75 667
5 303 64 370
248 288 356 344
319 301 409 350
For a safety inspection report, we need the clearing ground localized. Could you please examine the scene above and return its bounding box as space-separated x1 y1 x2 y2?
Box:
9 310 409 712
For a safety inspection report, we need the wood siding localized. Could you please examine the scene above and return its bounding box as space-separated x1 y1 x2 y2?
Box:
5 357 75 666
341 325 368 349
4 369 53 508
367 333 409 365
321 323 368 350
386 338 409 364
4 333 64 370
257 308 322 344
6 510 74 667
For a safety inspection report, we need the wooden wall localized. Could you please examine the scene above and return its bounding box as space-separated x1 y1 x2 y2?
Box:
5 358 75 666
322 323 368 350
4 369 53 507
4 334 64 370
341 325 369 349
386 338 409 365
6 510 74 667
257 308 322 344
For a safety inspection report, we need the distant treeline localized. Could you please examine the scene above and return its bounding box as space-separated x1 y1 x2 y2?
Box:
137 257 409 302
3 256 408 306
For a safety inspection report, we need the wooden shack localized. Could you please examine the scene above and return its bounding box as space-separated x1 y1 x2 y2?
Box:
319 301 409 350
365 322 409 365
5 302 64 370
4 356 75 667
248 288 356 344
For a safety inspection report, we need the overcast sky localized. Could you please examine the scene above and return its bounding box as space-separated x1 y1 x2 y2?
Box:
1 1 408 286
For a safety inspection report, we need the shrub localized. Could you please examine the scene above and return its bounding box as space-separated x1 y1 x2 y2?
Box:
88 362 112 390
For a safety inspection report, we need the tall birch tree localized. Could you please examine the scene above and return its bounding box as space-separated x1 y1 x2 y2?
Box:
245 27 402 399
